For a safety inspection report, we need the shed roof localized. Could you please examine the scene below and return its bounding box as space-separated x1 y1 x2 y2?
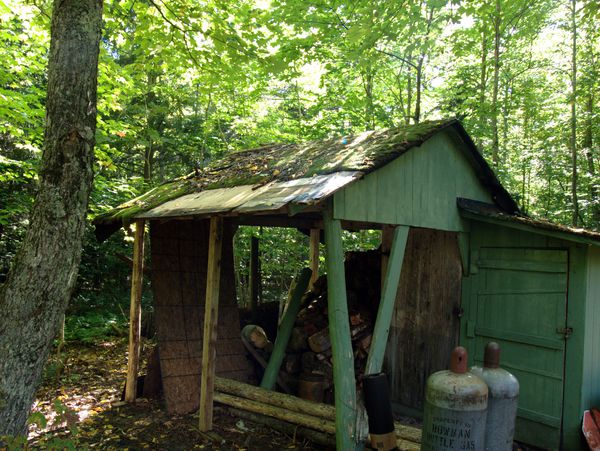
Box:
94 118 518 239
458 198 600 246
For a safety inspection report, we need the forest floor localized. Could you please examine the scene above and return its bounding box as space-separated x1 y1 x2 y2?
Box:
29 338 324 450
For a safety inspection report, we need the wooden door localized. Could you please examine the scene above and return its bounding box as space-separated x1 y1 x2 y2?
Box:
462 247 568 450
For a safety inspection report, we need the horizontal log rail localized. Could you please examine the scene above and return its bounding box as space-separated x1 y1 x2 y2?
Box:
213 377 422 450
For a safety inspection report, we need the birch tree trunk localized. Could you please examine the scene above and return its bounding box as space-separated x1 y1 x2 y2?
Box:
0 0 103 435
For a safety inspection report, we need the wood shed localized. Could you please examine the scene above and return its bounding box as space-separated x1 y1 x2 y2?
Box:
94 118 600 451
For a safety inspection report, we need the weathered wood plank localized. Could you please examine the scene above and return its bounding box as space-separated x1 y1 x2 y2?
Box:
323 209 358 450
385 228 462 410
125 219 145 403
366 225 409 375
333 132 493 231
199 217 224 431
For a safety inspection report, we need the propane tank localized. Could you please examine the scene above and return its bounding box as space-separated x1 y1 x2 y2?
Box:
422 346 488 451
470 342 519 451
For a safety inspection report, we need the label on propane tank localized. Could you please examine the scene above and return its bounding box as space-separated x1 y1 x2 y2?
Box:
421 404 486 451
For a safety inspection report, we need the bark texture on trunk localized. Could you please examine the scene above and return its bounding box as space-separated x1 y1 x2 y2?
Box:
0 0 102 435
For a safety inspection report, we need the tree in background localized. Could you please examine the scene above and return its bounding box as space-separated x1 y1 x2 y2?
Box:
0 0 103 434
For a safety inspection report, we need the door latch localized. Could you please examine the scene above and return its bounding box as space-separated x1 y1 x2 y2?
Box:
557 327 573 339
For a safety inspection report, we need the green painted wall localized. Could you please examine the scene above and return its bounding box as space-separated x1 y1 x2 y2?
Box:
332 130 492 230
581 247 600 435
461 220 589 451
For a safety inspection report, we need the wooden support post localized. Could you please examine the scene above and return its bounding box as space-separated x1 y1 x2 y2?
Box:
309 229 320 288
249 235 259 319
199 216 224 431
323 209 359 450
380 224 394 290
125 219 145 403
366 226 409 375
260 268 312 390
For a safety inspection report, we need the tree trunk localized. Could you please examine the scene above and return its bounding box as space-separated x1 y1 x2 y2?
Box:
414 59 423 124
362 64 375 130
0 0 102 435
584 89 598 227
570 0 579 226
479 28 488 133
491 0 501 168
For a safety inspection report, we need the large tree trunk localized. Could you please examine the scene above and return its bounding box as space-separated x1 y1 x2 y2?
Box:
0 0 102 435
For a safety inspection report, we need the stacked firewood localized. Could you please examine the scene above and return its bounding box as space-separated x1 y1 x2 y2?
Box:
281 249 382 402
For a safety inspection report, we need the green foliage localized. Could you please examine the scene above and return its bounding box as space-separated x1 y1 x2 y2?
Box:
63 313 126 344
0 0 598 347
234 226 380 306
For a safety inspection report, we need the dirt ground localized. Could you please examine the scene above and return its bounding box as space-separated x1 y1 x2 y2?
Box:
29 338 326 450
27 338 542 451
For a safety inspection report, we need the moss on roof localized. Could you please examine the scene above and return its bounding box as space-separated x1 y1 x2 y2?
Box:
94 119 460 228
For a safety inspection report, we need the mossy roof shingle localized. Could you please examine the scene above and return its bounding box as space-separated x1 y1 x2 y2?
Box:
93 118 519 238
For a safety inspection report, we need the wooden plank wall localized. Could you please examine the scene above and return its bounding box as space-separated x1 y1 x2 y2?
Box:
383 227 462 413
332 131 493 231
150 219 252 414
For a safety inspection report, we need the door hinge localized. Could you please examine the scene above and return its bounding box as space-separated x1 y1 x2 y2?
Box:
557 327 573 339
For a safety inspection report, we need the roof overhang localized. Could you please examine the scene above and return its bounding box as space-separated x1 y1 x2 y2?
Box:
458 198 600 247
135 171 362 221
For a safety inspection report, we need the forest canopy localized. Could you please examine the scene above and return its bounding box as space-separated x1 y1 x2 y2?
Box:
0 0 598 301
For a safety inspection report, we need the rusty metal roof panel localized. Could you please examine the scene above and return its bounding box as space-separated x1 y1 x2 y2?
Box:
136 171 361 219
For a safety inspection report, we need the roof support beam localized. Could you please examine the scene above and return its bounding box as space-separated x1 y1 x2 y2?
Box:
199 216 224 431
125 219 145 402
323 209 360 450
366 226 409 375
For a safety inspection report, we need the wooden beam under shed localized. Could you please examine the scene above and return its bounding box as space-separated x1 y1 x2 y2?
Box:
366 226 409 375
323 210 359 450
125 219 145 403
199 217 224 431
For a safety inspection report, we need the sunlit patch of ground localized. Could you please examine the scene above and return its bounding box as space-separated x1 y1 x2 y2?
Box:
28 338 325 450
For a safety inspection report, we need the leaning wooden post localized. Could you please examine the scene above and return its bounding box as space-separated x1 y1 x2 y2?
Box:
125 219 145 403
365 226 409 375
323 209 359 450
261 268 312 390
199 216 224 431
309 229 320 288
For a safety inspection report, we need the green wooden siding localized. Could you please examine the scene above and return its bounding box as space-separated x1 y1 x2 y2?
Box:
582 247 600 408
461 221 589 451
562 244 588 450
464 247 568 450
333 130 492 230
